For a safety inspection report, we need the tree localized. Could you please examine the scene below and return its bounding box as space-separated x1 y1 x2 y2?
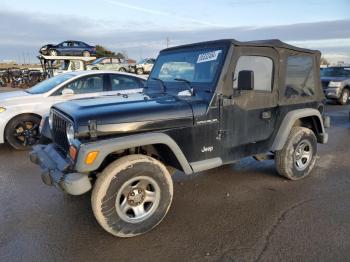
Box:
95 45 125 59
320 57 329 66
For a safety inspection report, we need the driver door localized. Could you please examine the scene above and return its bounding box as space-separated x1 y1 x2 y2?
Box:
221 47 279 149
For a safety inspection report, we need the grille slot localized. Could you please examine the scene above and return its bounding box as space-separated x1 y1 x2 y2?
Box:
51 109 71 154
322 81 329 88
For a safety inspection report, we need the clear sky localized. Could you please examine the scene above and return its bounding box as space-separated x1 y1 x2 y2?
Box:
0 0 349 63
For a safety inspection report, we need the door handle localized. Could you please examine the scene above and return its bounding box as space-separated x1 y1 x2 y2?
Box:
261 111 272 119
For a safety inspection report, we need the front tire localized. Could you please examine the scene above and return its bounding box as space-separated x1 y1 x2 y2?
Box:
5 114 41 150
119 67 126 72
136 68 144 75
91 154 173 237
338 89 349 105
275 127 317 180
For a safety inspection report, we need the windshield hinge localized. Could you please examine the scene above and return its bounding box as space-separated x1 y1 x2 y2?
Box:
88 120 98 138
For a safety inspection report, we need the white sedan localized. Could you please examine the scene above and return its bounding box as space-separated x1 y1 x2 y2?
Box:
0 71 147 149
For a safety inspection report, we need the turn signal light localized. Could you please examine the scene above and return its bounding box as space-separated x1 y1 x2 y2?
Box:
85 151 99 165
69 145 78 161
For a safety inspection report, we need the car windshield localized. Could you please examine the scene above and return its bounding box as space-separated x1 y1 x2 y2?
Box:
137 59 147 64
26 74 75 94
321 67 350 77
148 46 227 95
91 58 104 65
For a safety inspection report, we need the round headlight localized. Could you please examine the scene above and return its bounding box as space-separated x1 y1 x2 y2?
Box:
66 123 75 145
49 110 53 128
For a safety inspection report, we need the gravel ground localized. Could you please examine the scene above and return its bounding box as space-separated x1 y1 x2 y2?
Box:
0 103 349 262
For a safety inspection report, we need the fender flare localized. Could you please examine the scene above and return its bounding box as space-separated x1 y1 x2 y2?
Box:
271 108 327 151
75 132 193 174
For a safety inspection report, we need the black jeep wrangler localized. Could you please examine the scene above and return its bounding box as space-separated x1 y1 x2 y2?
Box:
30 39 329 237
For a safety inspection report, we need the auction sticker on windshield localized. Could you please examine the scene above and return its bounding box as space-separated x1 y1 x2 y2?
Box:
197 50 222 63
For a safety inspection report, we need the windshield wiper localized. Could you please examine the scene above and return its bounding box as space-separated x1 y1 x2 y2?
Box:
151 77 166 94
174 78 195 96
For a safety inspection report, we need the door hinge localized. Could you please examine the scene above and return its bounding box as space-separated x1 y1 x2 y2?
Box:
216 130 227 140
88 120 98 138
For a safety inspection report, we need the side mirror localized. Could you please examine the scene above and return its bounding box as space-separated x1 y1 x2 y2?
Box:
62 88 74 96
237 70 254 91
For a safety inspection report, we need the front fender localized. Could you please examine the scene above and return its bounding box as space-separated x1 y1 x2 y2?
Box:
75 133 193 174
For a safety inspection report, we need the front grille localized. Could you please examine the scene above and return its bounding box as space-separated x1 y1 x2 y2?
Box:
51 109 71 154
322 81 329 88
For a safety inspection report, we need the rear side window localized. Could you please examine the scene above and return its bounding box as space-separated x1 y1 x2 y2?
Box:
233 56 273 92
285 55 315 97
110 75 141 90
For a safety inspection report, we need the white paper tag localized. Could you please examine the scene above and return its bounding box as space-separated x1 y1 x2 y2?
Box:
197 50 221 64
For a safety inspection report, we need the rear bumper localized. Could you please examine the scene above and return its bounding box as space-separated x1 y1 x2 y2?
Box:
29 144 91 195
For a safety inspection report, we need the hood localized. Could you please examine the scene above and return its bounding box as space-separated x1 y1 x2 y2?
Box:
0 91 42 107
53 94 206 136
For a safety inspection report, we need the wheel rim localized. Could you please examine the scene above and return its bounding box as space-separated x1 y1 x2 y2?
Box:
50 50 57 56
13 121 39 146
294 139 313 171
83 51 90 57
342 91 348 104
115 176 161 223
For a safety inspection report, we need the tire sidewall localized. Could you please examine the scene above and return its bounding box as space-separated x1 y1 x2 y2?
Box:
92 155 173 237
281 128 317 180
339 89 349 105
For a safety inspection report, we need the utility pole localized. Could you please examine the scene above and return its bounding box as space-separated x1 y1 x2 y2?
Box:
166 37 170 48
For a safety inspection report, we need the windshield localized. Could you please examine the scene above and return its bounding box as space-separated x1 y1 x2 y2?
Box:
148 46 227 95
321 67 350 77
26 74 75 94
91 58 104 65
137 59 147 64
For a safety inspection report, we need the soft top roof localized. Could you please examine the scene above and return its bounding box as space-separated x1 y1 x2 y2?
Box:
162 39 320 55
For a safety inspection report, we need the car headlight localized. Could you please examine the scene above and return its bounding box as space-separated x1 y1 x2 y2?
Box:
49 110 53 128
66 123 75 145
0 107 6 113
328 81 342 88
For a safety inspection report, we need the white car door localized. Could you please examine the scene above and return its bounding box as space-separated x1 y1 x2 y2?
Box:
54 74 106 103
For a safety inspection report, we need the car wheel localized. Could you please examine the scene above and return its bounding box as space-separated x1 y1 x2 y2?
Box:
91 154 173 237
83 51 90 57
119 67 126 72
338 89 349 105
91 67 99 70
49 49 58 56
136 68 144 75
275 127 317 180
5 114 41 150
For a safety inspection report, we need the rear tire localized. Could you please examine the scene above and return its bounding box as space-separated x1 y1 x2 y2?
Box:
275 127 317 180
5 114 41 150
49 49 58 56
338 89 349 105
119 67 126 72
91 154 173 237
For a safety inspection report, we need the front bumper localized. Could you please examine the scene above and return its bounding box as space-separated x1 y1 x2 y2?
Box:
324 87 341 99
29 144 91 195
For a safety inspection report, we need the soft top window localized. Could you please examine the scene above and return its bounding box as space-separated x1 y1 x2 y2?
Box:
285 55 315 98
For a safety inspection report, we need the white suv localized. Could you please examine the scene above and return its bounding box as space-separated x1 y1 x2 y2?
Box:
0 71 147 149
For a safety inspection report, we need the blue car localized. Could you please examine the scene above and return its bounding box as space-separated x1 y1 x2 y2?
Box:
40 40 96 57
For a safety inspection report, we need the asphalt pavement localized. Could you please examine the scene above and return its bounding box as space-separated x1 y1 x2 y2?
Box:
0 104 349 262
